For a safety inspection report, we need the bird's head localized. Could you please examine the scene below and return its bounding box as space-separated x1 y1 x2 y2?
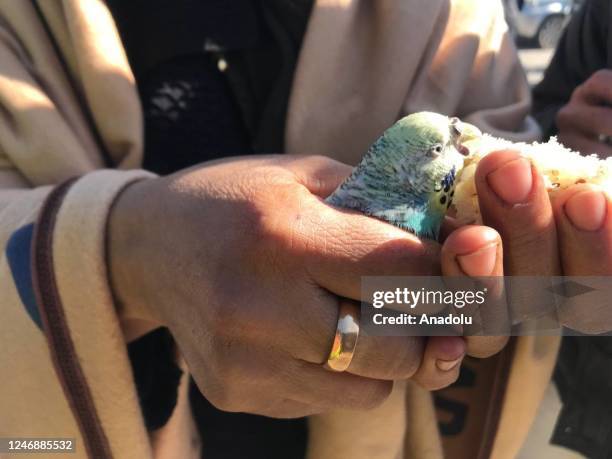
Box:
381 112 481 195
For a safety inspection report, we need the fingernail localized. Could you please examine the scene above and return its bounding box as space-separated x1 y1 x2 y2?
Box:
487 157 533 204
565 190 607 231
436 356 463 372
456 243 498 276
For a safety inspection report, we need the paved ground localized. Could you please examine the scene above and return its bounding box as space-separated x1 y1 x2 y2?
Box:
518 48 554 86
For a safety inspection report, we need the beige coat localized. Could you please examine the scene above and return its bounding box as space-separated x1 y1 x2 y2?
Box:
0 1 559 458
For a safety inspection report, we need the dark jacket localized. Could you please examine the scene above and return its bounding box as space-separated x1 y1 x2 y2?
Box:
533 2 612 457
532 0 612 137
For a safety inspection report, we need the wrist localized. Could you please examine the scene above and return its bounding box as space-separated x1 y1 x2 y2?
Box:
107 178 164 330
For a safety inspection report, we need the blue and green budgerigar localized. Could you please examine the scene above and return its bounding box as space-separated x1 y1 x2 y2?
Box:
326 112 481 240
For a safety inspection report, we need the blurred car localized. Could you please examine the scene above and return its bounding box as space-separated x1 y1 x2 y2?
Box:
504 0 584 48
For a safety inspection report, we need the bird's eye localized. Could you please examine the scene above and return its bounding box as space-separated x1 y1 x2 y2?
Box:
429 144 443 157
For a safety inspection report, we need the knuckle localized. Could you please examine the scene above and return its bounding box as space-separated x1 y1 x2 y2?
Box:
392 337 424 378
590 69 612 87
555 104 575 129
249 208 287 248
356 336 423 380
506 221 554 251
582 75 599 94
206 384 242 412
570 82 587 101
375 337 423 379
579 69 612 102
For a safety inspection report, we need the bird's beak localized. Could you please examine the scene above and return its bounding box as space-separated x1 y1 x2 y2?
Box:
449 117 481 156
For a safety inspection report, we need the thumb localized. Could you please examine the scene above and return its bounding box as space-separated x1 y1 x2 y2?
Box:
283 155 354 197
441 225 508 357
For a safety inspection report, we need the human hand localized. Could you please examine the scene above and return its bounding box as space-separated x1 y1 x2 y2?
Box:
410 223 507 390
107 155 498 416
557 69 612 157
472 149 612 333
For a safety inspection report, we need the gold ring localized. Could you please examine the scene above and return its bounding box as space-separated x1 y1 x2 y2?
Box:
324 301 360 372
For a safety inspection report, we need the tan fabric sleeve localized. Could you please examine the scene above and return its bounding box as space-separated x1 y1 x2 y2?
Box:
32 170 154 458
405 0 541 142
0 2 106 185
0 4 163 457
0 163 157 459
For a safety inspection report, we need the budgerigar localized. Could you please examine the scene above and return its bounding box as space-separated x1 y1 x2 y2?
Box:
326 112 481 240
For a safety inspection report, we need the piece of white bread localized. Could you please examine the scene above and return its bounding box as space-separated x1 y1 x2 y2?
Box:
452 135 612 224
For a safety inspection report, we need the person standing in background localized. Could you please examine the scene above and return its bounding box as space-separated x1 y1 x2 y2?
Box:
533 1 612 457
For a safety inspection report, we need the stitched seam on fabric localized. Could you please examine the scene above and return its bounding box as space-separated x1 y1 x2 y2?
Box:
32 177 113 459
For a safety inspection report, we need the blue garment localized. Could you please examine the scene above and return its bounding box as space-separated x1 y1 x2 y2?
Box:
6 224 41 330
